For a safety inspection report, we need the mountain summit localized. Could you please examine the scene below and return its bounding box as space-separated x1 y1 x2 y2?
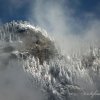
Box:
0 21 58 64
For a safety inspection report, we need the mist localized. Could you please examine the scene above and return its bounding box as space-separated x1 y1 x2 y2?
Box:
0 39 45 100
30 0 100 55
0 0 100 100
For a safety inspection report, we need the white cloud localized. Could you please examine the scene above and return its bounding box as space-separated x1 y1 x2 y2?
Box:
29 0 100 55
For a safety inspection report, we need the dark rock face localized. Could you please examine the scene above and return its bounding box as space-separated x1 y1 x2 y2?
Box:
22 29 58 64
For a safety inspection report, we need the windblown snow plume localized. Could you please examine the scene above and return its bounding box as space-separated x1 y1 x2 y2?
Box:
0 21 100 100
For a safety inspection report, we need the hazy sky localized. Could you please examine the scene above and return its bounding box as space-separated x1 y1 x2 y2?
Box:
0 0 100 61
0 0 100 23
0 0 100 37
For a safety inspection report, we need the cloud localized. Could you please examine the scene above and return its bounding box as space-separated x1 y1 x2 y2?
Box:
29 0 100 55
32 0 69 34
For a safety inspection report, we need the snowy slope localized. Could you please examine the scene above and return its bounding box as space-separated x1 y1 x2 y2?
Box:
0 21 100 100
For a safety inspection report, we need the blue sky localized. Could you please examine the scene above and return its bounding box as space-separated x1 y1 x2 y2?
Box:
0 0 100 54
0 0 100 23
0 0 100 35
0 0 33 23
